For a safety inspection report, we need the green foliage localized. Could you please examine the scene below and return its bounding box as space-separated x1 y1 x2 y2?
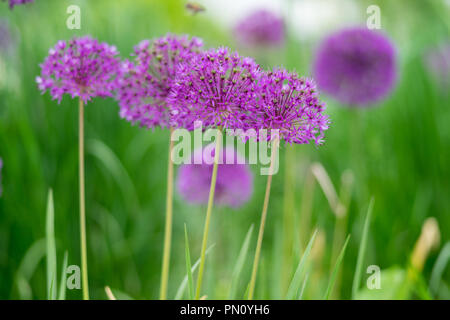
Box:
58 251 68 300
229 225 254 299
352 198 375 299
356 267 406 300
184 224 194 300
0 0 448 299
46 190 57 300
175 245 215 300
324 235 350 300
285 230 317 300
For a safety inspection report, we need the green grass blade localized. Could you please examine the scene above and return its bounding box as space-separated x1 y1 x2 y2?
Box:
352 197 375 299
58 251 68 300
184 224 194 300
298 273 309 300
324 235 351 300
228 224 254 299
49 278 55 300
430 242 450 295
175 244 215 300
46 189 57 300
285 230 318 300
15 239 46 299
105 286 135 300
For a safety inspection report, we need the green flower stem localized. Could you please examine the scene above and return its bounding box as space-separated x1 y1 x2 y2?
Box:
160 128 175 300
248 138 279 300
281 146 295 292
195 129 223 300
78 98 89 300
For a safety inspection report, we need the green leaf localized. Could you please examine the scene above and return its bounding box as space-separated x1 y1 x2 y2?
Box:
298 273 309 300
324 235 351 300
285 230 317 299
352 197 375 299
15 239 46 299
228 224 254 299
58 251 68 300
184 224 194 300
46 189 57 300
175 244 215 300
106 287 135 300
430 242 450 295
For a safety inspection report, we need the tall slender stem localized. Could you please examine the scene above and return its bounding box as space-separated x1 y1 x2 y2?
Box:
78 98 89 300
248 138 279 300
195 129 222 300
160 128 175 300
281 146 295 292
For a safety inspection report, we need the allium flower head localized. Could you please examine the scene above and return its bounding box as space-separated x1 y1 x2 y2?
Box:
169 47 261 130
36 36 121 104
234 9 285 47
177 146 253 208
247 69 329 145
314 27 397 106
117 34 203 128
4 0 34 9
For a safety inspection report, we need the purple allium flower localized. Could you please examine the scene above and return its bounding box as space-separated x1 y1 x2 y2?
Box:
424 42 450 91
117 34 203 128
36 36 122 104
177 146 253 208
4 0 34 9
247 69 329 145
169 47 261 130
234 9 285 47
313 27 397 106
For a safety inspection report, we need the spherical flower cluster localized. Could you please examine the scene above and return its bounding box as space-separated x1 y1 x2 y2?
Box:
117 34 203 128
169 47 261 130
5 0 34 9
248 69 329 145
234 9 285 47
176 146 253 208
36 36 122 104
313 27 396 106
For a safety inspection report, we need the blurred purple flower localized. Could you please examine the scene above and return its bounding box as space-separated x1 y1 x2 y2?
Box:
424 42 450 90
247 69 329 145
0 20 13 54
36 36 122 104
117 34 203 128
5 0 34 9
313 27 397 106
169 47 261 130
177 146 253 208
234 9 285 47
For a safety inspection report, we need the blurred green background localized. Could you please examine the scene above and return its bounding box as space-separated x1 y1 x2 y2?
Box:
0 0 448 300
